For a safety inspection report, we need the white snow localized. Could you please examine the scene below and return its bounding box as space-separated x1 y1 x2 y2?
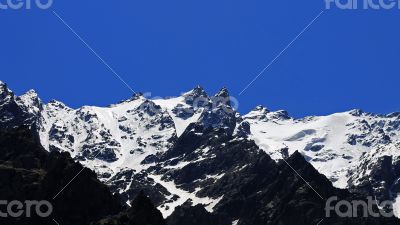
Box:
153 96 203 137
244 109 400 188
7 83 400 219
393 194 400 218
148 174 223 217
38 96 178 179
349 143 400 187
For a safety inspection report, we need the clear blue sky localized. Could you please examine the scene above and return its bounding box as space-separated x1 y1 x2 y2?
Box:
1 0 399 118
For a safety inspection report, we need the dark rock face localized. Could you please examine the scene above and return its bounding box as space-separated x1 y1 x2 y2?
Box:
349 155 396 201
183 86 209 107
93 191 166 225
0 83 37 130
171 104 195 120
153 126 400 225
0 127 122 225
348 144 400 207
197 107 236 136
212 87 231 107
228 152 331 225
137 101 163 117
126 191 166 225
167 203 230 225
0 127 170 225
109 170 172 207
235 121 251 138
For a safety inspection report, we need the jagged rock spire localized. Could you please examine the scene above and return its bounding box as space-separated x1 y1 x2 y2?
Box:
18 89 41 105
212 87 232 108
184 85 207 97
0 81 13 100
214 87 229 99
183 85 208 105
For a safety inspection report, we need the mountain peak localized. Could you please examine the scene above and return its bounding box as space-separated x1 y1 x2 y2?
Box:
0 80 8 91
253 105 270 113
183 86 208 105
348 109 364 116
194 85 204 91
270 110 291 120
48 99 70 110
130 92 144 101
214 87 229 98
211 87 231 108
184 85 207 97
0 81 13 100
114 92 144 106
243 105 270 121
18 89 40 102
288 150 306 162
16 89 42 111
282 151 314 172
23 89 39 98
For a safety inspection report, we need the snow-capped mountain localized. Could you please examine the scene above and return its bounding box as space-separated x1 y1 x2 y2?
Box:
244 106 400 188
1 80 400 220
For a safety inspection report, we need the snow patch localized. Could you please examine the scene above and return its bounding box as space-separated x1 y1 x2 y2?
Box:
148 174 223 217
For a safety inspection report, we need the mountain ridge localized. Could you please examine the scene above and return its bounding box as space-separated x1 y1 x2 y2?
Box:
1 80 400 221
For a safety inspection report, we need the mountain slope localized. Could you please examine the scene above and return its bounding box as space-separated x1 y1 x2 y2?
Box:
0 126 123 225
154 122 400 225
93 191 167 225
1 80 400 221
244 106 400 188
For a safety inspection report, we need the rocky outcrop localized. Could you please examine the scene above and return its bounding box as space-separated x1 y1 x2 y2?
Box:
0 127 122 225
93 191 166 225
167 203 230 225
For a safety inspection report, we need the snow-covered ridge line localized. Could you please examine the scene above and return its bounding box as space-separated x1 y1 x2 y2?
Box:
1 80 400 217
0 80 237 175
244 105 400 189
